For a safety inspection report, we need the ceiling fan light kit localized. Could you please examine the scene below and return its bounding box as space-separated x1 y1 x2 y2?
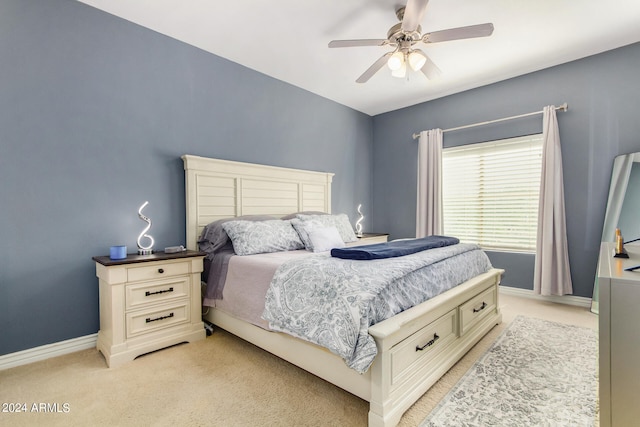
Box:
408 50 427 71
387 51 404 71
328 0 494 83
391 61 407 78
387 50 426 79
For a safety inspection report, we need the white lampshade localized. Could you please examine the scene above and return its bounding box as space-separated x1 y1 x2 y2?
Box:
391 61 407 78
408 50 427 71
387 51 404 71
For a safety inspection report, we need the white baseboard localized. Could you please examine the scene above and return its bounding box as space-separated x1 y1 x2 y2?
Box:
0 333 97 371
499 286 592 309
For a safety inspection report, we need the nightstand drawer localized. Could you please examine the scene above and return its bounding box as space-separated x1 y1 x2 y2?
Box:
459 285 497 336
126 302 189 338
126 277 190 310
127 261 190 282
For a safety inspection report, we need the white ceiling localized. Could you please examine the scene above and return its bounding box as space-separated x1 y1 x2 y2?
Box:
78 0 640 116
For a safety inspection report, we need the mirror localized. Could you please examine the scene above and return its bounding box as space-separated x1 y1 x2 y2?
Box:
615 162 640 240
593 152 640 313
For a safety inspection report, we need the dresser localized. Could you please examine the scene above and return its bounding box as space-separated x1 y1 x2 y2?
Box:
93 250 206 367
598 242 640 427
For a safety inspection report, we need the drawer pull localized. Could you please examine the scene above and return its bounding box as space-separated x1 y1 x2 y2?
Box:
473 302 488 313
416 333 439 351
145 287 174 297
158 268 165 274
145 312 174 323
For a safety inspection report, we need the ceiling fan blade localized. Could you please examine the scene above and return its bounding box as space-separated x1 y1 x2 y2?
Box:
417 50 442 80
401 0 430 32
328 39 388 48
423 23 494 44
356 52 393 83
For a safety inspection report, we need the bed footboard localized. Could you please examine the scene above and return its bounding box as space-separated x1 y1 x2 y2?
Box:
367 268 503 427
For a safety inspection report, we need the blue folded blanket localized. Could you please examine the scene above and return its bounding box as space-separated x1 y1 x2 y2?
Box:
331 235 460 260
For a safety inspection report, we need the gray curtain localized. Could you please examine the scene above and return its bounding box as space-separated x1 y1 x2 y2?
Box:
533 106 573 295
416 129 443 237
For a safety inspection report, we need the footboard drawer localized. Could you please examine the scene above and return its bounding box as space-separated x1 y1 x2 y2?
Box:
459 285 497 336
390 309 457 387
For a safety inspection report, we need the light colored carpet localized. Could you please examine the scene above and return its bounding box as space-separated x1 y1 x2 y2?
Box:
0 294 597 426
421 316 597 426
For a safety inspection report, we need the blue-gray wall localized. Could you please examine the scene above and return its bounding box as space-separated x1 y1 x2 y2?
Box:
2 0 639 357
0 0 372 355
372 42 640 298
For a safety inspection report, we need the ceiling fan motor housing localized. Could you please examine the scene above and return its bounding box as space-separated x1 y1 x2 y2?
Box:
387 22 422 45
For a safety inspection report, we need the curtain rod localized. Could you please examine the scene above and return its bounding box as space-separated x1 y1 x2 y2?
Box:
411 103 568 140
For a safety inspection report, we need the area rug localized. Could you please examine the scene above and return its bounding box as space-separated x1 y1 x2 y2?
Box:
421 316 598 426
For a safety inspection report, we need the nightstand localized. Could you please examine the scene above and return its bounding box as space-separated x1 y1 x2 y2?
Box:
92 250 206 367
348 233 389 246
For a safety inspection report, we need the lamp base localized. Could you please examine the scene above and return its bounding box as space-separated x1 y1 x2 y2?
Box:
137 249 153 255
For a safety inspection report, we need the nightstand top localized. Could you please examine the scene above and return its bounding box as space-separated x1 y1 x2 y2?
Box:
358 233 389 238
92 250 205 267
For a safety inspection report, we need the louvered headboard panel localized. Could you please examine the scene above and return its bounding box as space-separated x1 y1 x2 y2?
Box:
182 155 334 250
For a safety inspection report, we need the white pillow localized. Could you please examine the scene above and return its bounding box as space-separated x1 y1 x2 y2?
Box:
307 226 345 253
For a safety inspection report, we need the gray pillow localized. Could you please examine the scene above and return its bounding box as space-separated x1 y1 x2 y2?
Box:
290 218 323 249
296 213 357 243
222 220 305 255
198 215 275 257
280 211 328 220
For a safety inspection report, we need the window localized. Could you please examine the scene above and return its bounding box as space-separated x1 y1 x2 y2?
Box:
442 134 543 252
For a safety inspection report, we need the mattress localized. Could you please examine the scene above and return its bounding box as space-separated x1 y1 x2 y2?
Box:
209 249 313 329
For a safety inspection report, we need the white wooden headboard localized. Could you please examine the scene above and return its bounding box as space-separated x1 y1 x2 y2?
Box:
182 155 334 250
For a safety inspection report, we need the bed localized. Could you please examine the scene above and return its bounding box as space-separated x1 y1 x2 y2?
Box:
182 154 503 427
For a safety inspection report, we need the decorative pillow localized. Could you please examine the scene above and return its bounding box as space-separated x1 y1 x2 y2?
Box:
307 226 345 253
296 213 358 243
198 215 275 257
222 220 304 255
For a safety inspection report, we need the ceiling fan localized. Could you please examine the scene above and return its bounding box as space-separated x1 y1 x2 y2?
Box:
328 0 494 83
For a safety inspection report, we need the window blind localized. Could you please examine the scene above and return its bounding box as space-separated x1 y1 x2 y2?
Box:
442 134 543 252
